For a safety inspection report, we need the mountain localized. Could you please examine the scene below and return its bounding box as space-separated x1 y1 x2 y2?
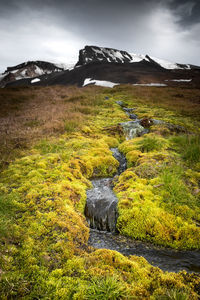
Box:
0 61 65 88
2 46 200 88
76 45 191 70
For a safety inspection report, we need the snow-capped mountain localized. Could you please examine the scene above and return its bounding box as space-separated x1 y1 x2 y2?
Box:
0 61 65 87
76 46 191 70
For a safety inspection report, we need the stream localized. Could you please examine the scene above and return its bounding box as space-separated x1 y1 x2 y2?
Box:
85 103 200 273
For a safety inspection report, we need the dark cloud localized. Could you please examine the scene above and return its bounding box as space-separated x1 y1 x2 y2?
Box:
0 0 200 71
169 0 200 26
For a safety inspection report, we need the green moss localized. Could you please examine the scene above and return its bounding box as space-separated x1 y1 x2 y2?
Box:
0 86 200 298
114 164 200 249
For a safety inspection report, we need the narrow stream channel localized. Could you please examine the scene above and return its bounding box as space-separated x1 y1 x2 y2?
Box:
85 104 200 273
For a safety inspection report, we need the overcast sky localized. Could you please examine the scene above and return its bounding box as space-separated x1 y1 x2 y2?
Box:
0 0 200 71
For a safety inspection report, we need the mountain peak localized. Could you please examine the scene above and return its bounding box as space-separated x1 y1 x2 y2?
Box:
75 45 192 71
76 45 133 66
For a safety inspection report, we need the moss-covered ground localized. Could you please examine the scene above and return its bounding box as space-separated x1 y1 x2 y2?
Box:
0 85 200 298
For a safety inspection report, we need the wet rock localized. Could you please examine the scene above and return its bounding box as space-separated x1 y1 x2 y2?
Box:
152 119 186 133
166 123 186 133
151 119 165 125
119 121 148 140
129 113 138 120
85 179 118 232
122 108 136 113
140 118 154 127
85 148 126 232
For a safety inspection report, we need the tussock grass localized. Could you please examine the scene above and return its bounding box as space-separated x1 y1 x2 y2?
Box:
160 165 194 206
170 135 200 164
86 276 127 300
138 135 167 152
64 119 80 133
155 289 190 300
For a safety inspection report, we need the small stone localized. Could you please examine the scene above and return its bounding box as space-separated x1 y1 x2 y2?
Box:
129 114 137 120
153 184 164 188
116 101 125 107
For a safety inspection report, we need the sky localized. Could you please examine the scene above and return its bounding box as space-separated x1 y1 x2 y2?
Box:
0 0 200 72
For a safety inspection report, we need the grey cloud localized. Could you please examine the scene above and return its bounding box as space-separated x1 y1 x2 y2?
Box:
168 0 200 26
0 0 200 71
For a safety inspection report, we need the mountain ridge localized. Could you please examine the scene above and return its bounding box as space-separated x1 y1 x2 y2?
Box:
1 45 200 88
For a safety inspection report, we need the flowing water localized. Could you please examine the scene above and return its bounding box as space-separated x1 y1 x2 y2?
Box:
88 230 200 273
85 106 200 273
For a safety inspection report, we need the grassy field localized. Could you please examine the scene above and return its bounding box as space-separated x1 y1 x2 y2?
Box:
0 84 200 299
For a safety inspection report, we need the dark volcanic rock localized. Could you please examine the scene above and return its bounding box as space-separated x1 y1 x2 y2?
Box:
76 45 133 66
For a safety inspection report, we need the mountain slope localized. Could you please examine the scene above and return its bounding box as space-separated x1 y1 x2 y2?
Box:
2 45 200 88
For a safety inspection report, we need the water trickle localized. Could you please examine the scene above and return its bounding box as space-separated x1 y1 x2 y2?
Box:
85 148 126 232
110 148 127 174
89 230 200 273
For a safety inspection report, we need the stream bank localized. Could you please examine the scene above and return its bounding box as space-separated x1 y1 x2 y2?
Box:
85 101 200 273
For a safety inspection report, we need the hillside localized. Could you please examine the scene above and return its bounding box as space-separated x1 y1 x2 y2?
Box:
0 84 200 298
2 46 200 88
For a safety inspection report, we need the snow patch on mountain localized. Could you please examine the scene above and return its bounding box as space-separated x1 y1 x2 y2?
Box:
83 78 119 88
149 56 191 70
133 83 167 87
171 79 192 82
130 53 147 63
31 78 41 84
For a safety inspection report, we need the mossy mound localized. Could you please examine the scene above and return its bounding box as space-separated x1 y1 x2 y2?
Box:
115 132 200 249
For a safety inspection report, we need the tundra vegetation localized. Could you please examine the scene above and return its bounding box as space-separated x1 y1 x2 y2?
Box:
0 85 200 299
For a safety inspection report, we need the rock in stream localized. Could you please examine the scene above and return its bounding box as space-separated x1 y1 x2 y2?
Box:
85 178 118 232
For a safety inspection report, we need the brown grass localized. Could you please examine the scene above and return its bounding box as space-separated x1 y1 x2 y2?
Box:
0 84 200 170
112 85 200 120
0 85 102 169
